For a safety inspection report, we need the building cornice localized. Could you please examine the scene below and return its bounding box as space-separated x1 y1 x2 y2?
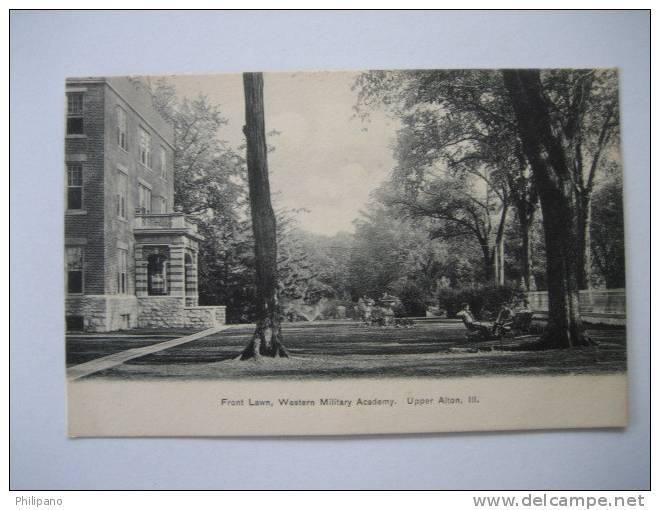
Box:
134 228 205 242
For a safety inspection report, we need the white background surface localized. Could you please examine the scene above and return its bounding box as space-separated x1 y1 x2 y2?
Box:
10 10 650 489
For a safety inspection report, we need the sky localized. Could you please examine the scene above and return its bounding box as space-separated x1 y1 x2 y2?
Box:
163 71 399 236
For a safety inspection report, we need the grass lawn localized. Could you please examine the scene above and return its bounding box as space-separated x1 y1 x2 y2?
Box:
65 328 204 366
86 321 627 380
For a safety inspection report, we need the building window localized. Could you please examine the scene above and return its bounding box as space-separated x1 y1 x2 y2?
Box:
66 246 83 294
66 163 83 210
139 127 152 168
66 93 84 134
117 248 128 294
147 254 169 295
116 106 128 150
116 171 128 218
184 253 194 297
155 196 167 214
66 316 85 331
138 184 151 214
159 146 167 179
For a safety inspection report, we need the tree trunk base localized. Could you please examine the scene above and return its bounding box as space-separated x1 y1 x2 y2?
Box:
239 323 288 360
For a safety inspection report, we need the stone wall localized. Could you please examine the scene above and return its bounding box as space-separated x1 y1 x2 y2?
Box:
106 295 139 330
183 307 215 329
66 294 138 332
214 306 227 325
66 295 226 331
138 298 226 329
183 306 228 329
66 295 108 332
137 296 185 328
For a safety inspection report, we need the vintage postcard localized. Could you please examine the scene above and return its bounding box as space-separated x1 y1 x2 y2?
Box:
65 69 627 436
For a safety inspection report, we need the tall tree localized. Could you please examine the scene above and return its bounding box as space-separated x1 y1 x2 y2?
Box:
356 69 621 346
348 202 464 302
240 72 287 359
355 70 536 286
146 77 347 325
146 78 257 321
502 69 594 347
276 210 334 306
144 77 246 217
381 166 508 284
540 70 620 289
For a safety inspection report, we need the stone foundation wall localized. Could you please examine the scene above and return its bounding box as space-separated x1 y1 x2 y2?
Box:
106 295 138 330
66 295 138 332
214 306 226 325
66 295 108 332
184 306 227 329
67 295 227 331
137 297 186 328
137 298 226 329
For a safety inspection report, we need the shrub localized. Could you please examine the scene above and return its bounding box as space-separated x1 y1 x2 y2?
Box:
389 280 432 317
438 283 525 319
396 283 429 317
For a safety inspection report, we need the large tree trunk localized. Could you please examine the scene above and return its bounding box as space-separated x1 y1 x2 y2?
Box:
497 238 505 285
240 72 287 359
492 239 505 285
514 203 535 291
537 184 586 347
502 69 592 348
479 241 495 282
576 193 593 290
495 203 508 285
519 213 533 290
492 245 499 283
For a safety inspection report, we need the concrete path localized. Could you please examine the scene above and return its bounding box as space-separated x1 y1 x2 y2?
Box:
67 325 232 381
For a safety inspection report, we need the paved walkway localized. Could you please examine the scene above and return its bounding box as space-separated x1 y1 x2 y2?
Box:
67 325 232 381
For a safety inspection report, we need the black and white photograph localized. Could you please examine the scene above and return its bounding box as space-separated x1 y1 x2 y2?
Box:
10 6 651 493
63 68 628 436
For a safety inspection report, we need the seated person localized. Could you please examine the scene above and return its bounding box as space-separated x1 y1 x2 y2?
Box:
495 304 513 324
511 297 533 333
518 298 532 314
456 303 494 339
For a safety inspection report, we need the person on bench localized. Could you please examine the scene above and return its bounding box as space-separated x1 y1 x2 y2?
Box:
456 303 494 340
511 298 533 334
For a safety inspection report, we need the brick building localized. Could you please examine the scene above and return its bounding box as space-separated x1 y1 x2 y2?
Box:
65 77 225 332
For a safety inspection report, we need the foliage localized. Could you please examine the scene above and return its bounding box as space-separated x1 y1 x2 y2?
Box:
196 216 257 323
437 283 526 320
354 69 622 293
503 213 547 290
145 78 247 217
354 70 535 284
146 79 256 322
148 79 338 323
347 203 460 301
389 280 428 317
143 72 625 333
591 166 626 288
